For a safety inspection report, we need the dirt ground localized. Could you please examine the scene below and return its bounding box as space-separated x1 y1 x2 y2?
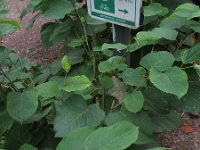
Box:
2 0 61 63
2 0 200 150
154 113 200 150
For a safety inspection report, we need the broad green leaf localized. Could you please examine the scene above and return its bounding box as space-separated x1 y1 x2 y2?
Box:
170 81 200 112
49 20 72 42
128 28 177 52
3 70 32 82
102 49 113 57
4 125 32 150
135 31 161 46
69 62 94 80
61 46 84 65
67 39 83 48
20 144 38 150
143 3 168 17
100 75 113 89
44 0 74 19
149 67 188 99
185 20 200 33
98 56 127 73
128 35 152 52
56 126 95 150
0 46 10 64
7 89 38 123
92 46 101 52
36 81 60 98
123 92 144 113
40 20 73 48
30 0 42 7
61 55 71 72
0 0 7 7
41 23 56 48
54 95 105 137
160 0 193 11
84 24 107 35
102 43 127 51
143 88 171 114
180 43 200 64
121 68 145 87
84 121 139 150
98 61 115 73
134 132 154 145
160 15 187 29
0 24 17 37
62 75 92 92
143 15 160 25
176 3 199 11
15 57 35 70
140 51 175 72
151 28 178 40
151 111 182 132
189 10 200 19
0 18 20 28
105 109 154 135
0 111 13 135
174 3 199 18
0 9 10 16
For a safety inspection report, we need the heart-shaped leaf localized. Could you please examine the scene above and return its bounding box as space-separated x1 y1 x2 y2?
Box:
123 91 144 113
7 89 38 123
54 95 105 137
57 126 95 150
149 67 188 99
140 51 175 71
44 0 74 19
84 121 139 150
36 81 60 98
62 75 92 92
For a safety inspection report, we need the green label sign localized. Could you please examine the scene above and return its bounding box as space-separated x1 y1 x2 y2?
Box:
94 0 115 14
87 0 142 29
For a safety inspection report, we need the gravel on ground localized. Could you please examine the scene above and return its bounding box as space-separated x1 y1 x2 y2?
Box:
2 0 62 63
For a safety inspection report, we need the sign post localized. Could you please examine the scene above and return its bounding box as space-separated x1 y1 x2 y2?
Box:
87 0 142 63
112 24 131 56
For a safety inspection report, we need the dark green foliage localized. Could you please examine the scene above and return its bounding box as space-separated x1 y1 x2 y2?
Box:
1 0 200 149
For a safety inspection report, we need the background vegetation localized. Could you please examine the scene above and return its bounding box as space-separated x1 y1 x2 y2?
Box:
1 0 200 149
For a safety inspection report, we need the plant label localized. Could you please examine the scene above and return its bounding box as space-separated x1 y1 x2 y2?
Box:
87 0 142 29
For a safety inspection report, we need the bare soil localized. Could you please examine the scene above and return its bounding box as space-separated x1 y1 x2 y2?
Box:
154 113 200 150
2 0 62 63
2 0 200 150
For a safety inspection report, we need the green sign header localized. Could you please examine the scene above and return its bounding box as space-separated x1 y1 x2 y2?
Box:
87 0 142 28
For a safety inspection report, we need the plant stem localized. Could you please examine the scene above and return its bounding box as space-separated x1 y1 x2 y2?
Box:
73 28 90 57
0 37 2 45
102 88 105 110
110 100 115 112
29 77 35 87
75 8 91 53
92 56 96 77
0 68 18 92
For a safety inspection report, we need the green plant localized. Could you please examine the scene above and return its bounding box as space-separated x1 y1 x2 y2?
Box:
1 0 200 150
0 0 20 37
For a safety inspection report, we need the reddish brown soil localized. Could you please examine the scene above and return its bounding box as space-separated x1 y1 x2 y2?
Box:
2 0 62 63
155 113 200 150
